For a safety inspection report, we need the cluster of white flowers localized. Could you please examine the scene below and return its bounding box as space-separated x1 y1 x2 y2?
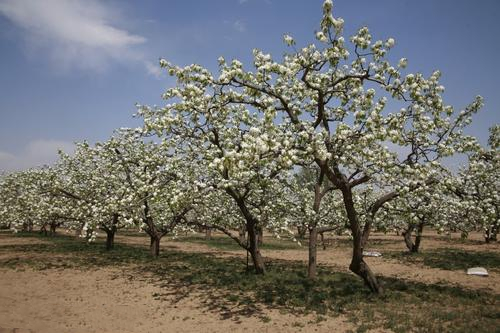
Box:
0 0 495 288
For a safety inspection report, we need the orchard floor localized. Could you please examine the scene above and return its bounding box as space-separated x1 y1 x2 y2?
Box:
0 230 499 333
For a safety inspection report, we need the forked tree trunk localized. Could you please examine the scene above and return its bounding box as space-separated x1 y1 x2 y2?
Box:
403 222 424 253
40 224 48 236
49 223 57 236
308 227 318 279
341 186 383 294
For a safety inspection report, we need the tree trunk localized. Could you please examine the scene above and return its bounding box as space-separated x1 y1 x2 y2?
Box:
40 224 48 236
105 228 116 250
485 225 498 243
238 226 246 243
308 227 318 279
320 231 326 250
150 234 161 257
257 226 264 246
49 223 57 236
297 225 307 239
341 186 383 294
247 225 265 274
413 222 424 252
403 224 415 252
205 227 212 240
403 222 424 253
350 234 383 294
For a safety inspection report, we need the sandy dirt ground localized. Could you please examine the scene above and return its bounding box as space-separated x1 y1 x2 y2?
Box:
0 231 498 333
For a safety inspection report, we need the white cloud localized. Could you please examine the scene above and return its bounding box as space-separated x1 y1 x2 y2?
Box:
144 60 163 79
0 0 157 75
233 20 246 33
0 139 75 172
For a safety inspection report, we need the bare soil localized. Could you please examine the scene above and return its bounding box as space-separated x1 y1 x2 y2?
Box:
0 231 498 333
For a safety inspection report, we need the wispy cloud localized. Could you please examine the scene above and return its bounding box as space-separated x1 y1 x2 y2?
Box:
144 59 163 79
238 0 248 4
0 0 160 75
233 20 246 32
0 139 75 172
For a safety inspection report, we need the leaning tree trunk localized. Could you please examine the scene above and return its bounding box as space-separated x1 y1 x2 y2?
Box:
308 226 318 279
341 187 383 294
349 234 382 294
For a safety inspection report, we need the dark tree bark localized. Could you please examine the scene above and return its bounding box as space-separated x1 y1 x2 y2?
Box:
105 228 116 250
205 227 212 240
226 189 266 275
40 223 48 236
150 233 161 257
238 226 246 244
247 224 265 274
402 221 424 253
296 225 307 239
49 222 57 236
257 226 264 246
104 214 119 250
320 231 326 250
22 221 33 232
308 226 318 279
485 225 498 243
340 185 383 294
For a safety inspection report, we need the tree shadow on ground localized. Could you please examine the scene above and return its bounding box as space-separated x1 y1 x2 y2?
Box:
387 248 500 272
1 232 499 332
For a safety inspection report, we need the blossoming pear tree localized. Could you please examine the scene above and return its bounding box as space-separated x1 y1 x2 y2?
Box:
104 130 199 257
137 70 300 273
56 139 139 249
285 166 347 278
0 167 76 234
381 181 450 253
138 0 483 292
451 125 499 242
0 169 39 231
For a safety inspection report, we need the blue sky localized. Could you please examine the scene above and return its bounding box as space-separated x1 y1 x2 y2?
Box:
0 0 499 171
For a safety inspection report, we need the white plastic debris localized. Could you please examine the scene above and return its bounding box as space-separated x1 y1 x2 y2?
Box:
363 250 382 257
466 267 488 276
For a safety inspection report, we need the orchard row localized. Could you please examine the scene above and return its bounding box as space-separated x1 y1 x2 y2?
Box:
1 1 498 294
